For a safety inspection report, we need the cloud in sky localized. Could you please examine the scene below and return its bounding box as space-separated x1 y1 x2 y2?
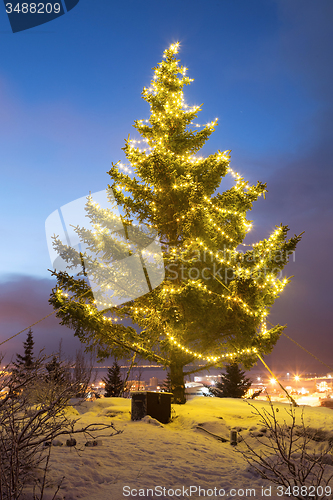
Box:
240 1 333 241
277 1 333 99
0 275 83 364
0 77 113 163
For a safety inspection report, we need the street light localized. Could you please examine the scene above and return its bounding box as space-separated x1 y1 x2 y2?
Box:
294 375 300 395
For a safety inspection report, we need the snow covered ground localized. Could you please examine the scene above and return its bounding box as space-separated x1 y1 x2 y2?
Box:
31 397 333 500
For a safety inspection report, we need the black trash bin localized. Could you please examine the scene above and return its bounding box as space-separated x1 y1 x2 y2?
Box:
131 392 172 424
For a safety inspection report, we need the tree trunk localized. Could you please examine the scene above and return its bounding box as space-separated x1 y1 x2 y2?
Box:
170 362 186 404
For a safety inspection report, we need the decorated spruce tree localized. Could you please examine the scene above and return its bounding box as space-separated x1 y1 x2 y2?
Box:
49 43 302 403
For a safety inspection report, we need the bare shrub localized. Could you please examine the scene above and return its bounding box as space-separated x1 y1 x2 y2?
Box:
320 400 333 410
0 355 120 500
66 349 96 398
238 400 333 500
24 349 96 406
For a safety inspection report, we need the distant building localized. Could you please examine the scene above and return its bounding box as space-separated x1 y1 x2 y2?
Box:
149 377 159 388
128 380 146 391
185 382 205 400
194 375 221 384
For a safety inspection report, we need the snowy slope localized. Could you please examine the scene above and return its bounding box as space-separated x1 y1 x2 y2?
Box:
30 397 333 500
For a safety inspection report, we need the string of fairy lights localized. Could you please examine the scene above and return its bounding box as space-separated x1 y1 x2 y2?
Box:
127 287 264 363
112 165 258 248
55 289 166 362
77 196 288 297
52 236 282 362
70 262 283 363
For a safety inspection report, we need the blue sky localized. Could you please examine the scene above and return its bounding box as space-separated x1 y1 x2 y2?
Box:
0 0 332 372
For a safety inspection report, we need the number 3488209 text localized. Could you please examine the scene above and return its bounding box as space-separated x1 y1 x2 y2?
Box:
5 3 61 14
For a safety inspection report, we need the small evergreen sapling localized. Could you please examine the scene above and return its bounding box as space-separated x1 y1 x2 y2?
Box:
102 361 124 397
45 355 67 384
209 363 251 398
161 371 172 393
12 329 35 381
15 329 35 369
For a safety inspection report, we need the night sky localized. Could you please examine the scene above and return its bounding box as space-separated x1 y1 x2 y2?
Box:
0 1 332 375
